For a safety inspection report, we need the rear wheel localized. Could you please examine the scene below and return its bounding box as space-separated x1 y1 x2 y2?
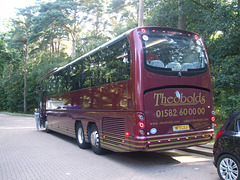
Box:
90 124 105 155
217 154 240 180
76 123 90 149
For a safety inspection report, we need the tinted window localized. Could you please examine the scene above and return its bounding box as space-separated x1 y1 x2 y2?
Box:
228 116 240 132
43 37 131 96
236 118 240 132
228 121 236 132
142 28 208 76
101 38 130 84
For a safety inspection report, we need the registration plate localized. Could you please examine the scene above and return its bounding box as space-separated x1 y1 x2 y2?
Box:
173 125 190 131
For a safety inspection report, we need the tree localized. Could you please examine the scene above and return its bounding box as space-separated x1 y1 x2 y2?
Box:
0 34 11 111
178 0 186 29
207 1 240 119
32 0 86 61
75 0 113 55
138 0 144 27
108 0 138 35
8 7 34 113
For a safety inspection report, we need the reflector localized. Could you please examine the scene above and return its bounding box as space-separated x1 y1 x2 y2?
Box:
139 130 145 135
138 114 144 121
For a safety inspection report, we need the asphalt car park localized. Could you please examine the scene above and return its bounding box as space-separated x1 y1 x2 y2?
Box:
0 113 219 180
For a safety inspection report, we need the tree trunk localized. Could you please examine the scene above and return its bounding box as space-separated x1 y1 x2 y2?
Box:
138 0 144 27
50 38 54 64
24 41 28 114
72 9 77 61
178 0 186 30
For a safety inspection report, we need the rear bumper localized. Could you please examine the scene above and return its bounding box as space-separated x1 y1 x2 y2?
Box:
129 129 214 152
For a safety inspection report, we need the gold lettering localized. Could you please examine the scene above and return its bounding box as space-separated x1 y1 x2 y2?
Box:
154 92 206 106
187 96 194 103
154 93 161 106
161 93 167 104
201 96 206 104
167 96 173 103
174 96 180 103
195 92 200 103
180 93 187 103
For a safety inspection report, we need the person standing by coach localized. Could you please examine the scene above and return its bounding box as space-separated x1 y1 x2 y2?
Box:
34 109 40 131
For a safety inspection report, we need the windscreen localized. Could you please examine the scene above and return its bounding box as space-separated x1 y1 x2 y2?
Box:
142 28 208 76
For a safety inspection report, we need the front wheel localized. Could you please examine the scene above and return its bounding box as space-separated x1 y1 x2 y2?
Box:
90 124 105 155
217 154 240 180
76 123 90 149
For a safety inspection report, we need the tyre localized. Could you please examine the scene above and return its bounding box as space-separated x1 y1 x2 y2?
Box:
76 123 90 149
217 154 240 180
90 124 105 155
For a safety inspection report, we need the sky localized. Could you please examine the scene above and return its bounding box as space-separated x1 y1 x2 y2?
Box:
0 0 37 31
0 0 36 19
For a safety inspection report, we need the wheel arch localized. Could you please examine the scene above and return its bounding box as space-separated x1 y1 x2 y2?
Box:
87 122 96 141
216 152 240 168
216 150 239 165
75 120 82 131
75 120 89 141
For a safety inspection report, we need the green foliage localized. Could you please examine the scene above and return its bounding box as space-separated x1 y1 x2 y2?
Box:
207 2 240 122
146 0 178 28
0 36 10 76
1 50 24 112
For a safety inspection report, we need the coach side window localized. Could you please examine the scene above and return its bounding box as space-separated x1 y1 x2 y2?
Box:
101 38 130 84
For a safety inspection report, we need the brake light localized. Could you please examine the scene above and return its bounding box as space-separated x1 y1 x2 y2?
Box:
211 116 215 122
138 122 145 129
215 130 225 142
141 28 146 33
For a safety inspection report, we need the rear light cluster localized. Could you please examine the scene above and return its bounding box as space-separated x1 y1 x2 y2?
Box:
125 113 146 137
215 130 225 142
211 115 216 128
137 113 146 136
